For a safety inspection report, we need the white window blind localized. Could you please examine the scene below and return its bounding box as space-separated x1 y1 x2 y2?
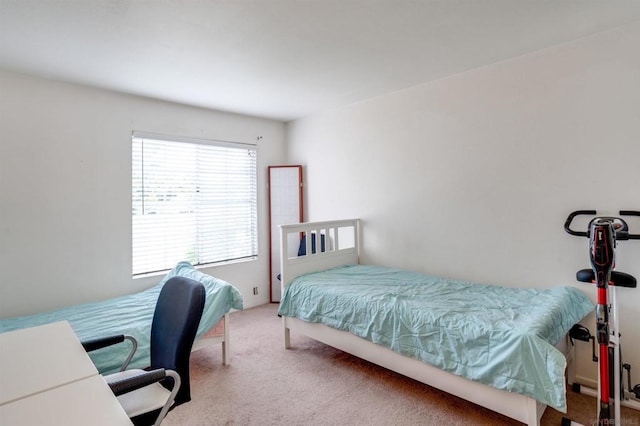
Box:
132 133 258 275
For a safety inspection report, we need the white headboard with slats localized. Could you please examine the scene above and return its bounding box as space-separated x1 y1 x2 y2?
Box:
279 219 360 287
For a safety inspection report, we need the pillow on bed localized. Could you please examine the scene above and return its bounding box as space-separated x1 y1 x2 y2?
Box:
159 261 217 286
158 261 244 310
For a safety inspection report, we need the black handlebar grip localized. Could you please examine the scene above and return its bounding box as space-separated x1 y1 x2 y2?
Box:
616 230 630 240
564 210 596 237
619 210 640 239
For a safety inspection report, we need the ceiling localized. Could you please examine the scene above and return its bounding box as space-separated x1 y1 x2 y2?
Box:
2 1 640 122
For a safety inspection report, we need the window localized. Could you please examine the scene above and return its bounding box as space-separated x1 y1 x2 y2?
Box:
132 132 258 275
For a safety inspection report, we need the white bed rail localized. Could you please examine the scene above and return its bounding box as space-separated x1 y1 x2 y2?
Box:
279 219 360 288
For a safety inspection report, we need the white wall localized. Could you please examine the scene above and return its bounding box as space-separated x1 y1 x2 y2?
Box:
287 22 640 388
0 70 285 317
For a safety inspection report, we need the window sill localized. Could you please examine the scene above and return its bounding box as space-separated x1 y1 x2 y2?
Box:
132 256 258 280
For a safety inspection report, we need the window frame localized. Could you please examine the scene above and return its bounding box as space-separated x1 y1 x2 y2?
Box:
131 131 258 276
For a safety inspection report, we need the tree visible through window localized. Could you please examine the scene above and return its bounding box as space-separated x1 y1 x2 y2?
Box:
132 133 257 275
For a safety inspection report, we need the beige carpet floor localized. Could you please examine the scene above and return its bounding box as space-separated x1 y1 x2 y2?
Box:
164 304 639 426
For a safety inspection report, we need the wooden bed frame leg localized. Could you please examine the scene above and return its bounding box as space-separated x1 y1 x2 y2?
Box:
525 397 542 426
222 313 230 365
566 341 576 386
284 320 291 349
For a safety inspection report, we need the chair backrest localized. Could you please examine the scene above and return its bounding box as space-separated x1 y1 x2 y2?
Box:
150 276 205 405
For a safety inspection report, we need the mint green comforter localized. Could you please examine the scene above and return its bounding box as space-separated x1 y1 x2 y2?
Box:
0 262 243 374
278 265 593 411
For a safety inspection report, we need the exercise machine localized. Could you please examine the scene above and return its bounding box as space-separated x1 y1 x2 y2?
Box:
564 210 640 425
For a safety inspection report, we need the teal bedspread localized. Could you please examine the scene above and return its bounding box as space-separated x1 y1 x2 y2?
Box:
278 265 593 412
0 262 243 374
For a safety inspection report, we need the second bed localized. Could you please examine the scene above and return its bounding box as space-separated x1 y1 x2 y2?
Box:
0 262 244 374
277 219 593 426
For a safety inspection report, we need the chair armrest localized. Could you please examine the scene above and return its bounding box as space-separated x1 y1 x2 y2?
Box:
82 335 125 352
109 369 182 425
109 368 168 397
81 334 138 371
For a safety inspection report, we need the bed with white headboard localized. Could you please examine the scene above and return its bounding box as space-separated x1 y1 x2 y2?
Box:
278 219 593 426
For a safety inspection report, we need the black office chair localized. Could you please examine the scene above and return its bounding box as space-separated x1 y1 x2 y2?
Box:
83 276 206 425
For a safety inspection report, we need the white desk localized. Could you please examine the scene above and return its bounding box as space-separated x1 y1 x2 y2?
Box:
0 375 132 425
0 321 98 405
0 321 132 425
